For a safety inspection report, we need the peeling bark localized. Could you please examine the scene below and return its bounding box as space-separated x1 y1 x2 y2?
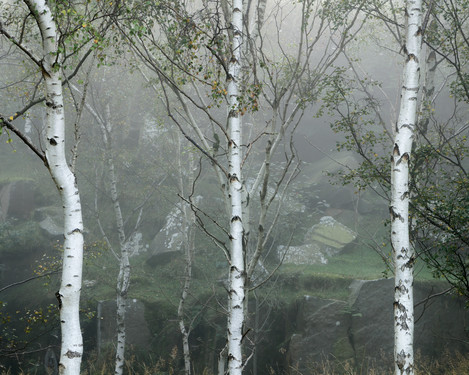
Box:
227 1 245 375
391 1 423 374
22 1 85 374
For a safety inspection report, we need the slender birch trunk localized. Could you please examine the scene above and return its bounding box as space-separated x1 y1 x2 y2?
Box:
248 0 267 44
23 1 85 374
178 249 193 375
73 86 133 374
176 135 195 375
227 1 245 375
391 1 422 374
114 249 130 375
99 104 131 375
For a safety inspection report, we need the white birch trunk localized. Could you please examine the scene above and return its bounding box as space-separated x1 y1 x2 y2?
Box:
24 1 85 374
218 345 228 375
99 105 131 375
179 286 192 375
248 0 267 42
114 253 130 375
391 1 422 374
177 135 195 375
76 82 133 374
227 1 245 375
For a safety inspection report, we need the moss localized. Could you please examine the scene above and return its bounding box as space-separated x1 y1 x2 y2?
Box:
309 216 357 249
333 336 355 360
0 220 49 258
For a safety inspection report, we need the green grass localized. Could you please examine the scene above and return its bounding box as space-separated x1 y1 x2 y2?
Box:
80 229 438 310
274 239 437 303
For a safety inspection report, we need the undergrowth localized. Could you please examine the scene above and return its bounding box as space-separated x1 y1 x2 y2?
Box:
2 349 469 374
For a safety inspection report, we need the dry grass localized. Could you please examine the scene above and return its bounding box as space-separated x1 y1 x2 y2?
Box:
286 350 469 375
2 349 469 374
80 346 178 375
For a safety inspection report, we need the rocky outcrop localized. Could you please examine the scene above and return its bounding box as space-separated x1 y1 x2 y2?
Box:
309 216 356 250
97 299 151 353
148 203 191 255
287 279 469 374
34 206 63 237
288 297 352 371
351 279 469 360
126 231 145 257
0 180 37 221
279 216 357 265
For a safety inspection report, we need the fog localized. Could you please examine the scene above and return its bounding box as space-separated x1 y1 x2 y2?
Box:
1 0 468 374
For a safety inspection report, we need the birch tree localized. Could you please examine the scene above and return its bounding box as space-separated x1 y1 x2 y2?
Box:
318 1 425 372
0 1 85 373
73 71 161 374
0 1 116 373
114 1 365 373
317 1 422 371
315 0 469 371
174 133 197 375
93 102 133 375
390 1 423 373
225 3 244 373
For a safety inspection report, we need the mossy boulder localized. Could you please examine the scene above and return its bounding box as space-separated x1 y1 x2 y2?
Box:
287 296 352 372
286 279 469 374
0 180 38 221
97 299 151 351
279 216 357 265
308 216 357 249
148 205 185 254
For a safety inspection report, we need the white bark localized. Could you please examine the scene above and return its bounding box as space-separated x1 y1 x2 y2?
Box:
247 0 267 44
99 104 131 375
114 256 130 375
227 1 245 375
391 1 422 374
23 1 85 374
83 94 131 372
218 344 228 375
179 259 192 375
176 135 195 375
125 2 363 372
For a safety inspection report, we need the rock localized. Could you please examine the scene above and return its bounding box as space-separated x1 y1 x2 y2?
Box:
149 205 185 254
308 216 357 250
288 296 352 373
35 207 63 237
83 280 97 288
278 243 328 265
0 180 37 221
126 232 145 257
279 216 356 265
0 183 13 221
39 216 63 237
286 279 469 374
350 279 469 363
97 299 151 352
148 197 201 257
